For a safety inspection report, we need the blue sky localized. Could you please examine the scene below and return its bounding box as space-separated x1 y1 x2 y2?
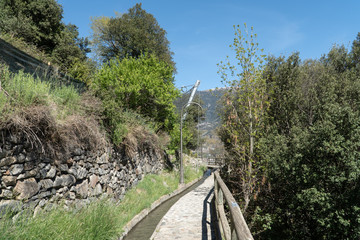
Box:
58 0 360 90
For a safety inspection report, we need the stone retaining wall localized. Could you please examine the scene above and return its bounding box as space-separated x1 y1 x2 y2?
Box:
0 131 164 214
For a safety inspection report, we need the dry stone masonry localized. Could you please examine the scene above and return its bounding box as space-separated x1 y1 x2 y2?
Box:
0 131 164 216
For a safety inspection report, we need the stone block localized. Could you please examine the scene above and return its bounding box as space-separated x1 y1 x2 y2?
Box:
0 148 10 159
64 191 76 200
96 153 108 164
89 174 98 188
17 169 37 180
75 179 88 199
100 174 110 184
24 161 36 171
91 183 102 196
0 190 13 199
77 167 87 179
53 175 76 188
98 168 108 176
10 164 24 175
13 178 39 200
73 148 83 156
68 167 77 177
39 169 47 179
59 164 69 172
46 166 56 178
2 175 17 186
37 191 51 199
39 179 54 189
135 166 142 176
16 153 26 163
0 157 16 167
145 163 152 173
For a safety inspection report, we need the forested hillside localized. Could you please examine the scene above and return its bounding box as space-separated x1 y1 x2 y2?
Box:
217 24 360 239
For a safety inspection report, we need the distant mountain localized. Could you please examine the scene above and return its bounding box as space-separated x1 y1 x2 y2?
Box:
198 88 225 129
174 87 225 135
198 88 226 157
173 87 227 158
195 89 223 136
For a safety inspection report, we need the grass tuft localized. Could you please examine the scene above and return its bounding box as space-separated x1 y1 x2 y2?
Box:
0 166 205 240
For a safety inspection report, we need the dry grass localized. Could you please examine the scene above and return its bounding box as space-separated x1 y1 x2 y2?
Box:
122 125 161 159
2 104 106 161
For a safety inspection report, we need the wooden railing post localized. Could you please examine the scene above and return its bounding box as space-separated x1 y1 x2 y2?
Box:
215 172 231 239
213 170 253 240
231 220 238 240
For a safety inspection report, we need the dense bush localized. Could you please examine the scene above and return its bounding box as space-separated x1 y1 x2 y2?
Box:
246 34 360 239
91 54 179 145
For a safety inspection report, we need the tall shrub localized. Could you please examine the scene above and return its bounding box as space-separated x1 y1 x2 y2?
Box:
92 54 179 144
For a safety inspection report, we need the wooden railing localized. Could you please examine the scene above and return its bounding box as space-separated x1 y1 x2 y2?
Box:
214 170 254 240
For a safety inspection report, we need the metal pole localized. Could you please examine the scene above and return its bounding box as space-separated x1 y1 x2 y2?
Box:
182 80 200 121
180 102 203 185
180 106 184 184
200 115 203 167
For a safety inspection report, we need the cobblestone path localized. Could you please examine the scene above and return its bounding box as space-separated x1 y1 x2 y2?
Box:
150 172 216 240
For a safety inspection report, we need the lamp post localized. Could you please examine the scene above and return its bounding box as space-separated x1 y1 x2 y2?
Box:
180 101 203 184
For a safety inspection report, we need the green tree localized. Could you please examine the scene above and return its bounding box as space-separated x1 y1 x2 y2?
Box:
217 24 268 212
67 58 96 85
350 32 360 68
0 0 63 53
92 54 179 144
0 0 91 76
258 44 360 239
91 3 174 68
51 24 93 74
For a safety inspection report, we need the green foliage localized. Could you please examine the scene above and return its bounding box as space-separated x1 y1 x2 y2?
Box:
351 32 360 67
217 24 268 213
217 26 360 238
0 200 118 240
0 0 63 53
91 3 174 68
51 24 90 73
0 0 91 75
256 41 360 238
2 70 51 106
92 54 179 144
0 66 80 118
67 58 96 85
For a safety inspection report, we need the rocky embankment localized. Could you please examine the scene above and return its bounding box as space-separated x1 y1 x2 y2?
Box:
0 131 165 216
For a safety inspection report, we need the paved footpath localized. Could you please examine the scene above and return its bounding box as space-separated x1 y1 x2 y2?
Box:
150 172 216 240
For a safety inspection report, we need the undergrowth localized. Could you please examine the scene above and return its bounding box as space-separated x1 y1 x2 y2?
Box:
0 65 105 159
0 65 79 117
0 167 205 240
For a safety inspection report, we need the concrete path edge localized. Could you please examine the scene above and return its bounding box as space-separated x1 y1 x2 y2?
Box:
118 175 204 240
149 172 214 240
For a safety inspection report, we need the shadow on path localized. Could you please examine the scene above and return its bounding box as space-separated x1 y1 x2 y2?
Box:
202 187 216 240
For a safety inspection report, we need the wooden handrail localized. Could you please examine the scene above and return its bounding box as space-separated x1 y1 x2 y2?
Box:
214 170 254 240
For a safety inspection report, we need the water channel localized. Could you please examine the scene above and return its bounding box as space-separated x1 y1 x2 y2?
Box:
123 170 211 240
